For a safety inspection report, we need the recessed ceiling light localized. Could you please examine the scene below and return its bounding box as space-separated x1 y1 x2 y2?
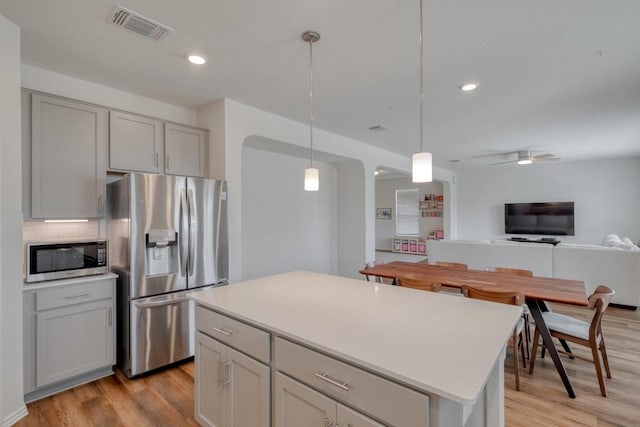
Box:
517 159 533 165
460 82 478 92
374 170 380 175
187 54 207 65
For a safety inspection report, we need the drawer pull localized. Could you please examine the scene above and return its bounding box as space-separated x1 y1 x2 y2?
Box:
314 372 350 392
211 326 232 336
324 418 334 427
63 293 90 300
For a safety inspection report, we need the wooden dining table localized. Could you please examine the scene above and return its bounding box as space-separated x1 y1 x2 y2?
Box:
359 261 589 398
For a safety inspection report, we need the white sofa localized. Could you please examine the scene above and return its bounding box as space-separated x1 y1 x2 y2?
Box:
428 240 640 308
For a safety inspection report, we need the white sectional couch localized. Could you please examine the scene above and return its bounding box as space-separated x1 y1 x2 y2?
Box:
428 240 640 308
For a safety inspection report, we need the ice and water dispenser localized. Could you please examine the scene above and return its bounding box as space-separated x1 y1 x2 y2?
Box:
145 229 178 276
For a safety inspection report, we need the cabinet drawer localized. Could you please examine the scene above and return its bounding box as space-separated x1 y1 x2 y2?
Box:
275 337 430 427
35 279 114 311
195 306 270 364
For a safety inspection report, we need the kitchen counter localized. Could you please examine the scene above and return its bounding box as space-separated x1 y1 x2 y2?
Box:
23 272 118 290
191 271 522 426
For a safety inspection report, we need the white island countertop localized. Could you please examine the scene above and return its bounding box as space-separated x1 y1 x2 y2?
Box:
190 270 522 405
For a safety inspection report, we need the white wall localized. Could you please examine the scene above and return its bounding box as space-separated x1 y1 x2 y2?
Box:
375 178 444 249
241 146 337 280
0 13 27 426
456 158 640 243
336 162 366 278
198 98 457 282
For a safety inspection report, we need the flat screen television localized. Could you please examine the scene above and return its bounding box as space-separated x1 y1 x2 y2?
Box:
504 202 574 236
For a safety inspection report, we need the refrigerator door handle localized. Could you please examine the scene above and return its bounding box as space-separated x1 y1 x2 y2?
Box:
134 296 191 309
187 188 196 276
179 188 189 276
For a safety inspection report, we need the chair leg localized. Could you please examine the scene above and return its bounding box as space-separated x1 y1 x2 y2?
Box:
524 315 531 360
541 346 546 359
559 339 574 359
513 331 520 391
520 331 527 368
529 327 540 375
600 337 612 379
590 342 607 397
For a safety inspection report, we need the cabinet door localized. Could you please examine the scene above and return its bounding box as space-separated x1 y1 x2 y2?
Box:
164 123 207 177
275 372 335 427
31 94 107 218
337 404 385 427
195 332 227 427
109 111 163 173
36 299 113 387
228 346 270 427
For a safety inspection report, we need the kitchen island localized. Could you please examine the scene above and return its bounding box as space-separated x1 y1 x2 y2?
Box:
190 271 522 427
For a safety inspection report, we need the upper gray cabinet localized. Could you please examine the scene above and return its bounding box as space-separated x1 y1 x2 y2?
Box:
31 94 108 219
109 112 207 178
109 111 164 174
165 123 207 177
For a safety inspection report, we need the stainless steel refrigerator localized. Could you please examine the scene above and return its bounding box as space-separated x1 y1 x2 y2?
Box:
107 173 228 377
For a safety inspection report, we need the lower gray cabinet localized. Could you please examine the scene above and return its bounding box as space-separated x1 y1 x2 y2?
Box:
195 331 270 427
275 372 384 427
36 298 113 387
23 276 116 401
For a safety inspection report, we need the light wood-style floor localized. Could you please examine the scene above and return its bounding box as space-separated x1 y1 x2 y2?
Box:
15 304 640 427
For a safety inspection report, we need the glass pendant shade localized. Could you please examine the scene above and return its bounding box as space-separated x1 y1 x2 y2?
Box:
412 152 432 183
304 167 319 191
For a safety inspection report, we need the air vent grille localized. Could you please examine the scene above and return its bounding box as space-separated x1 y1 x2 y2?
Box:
108 5 173 41
368 125 389 132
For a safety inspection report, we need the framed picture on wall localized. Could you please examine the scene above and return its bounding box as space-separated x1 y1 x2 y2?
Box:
377 208 392 220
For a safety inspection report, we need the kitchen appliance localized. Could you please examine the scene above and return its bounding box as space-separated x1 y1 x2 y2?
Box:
26 239 108 283
108 173 228 377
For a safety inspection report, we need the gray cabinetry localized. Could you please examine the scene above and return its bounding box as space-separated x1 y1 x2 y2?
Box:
275 373 384 427
195 331 270 427
109 111 164 173
23 275 116 402
165 122 207 177
31 93 107 219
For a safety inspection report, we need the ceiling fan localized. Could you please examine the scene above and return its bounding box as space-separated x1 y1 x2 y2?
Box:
490 150 561 166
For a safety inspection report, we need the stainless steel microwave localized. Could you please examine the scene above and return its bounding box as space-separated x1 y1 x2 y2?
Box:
26 239 108 283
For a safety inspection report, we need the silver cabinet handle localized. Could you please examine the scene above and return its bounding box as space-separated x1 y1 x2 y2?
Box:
224 361 232 385
63 293 90 300
155 152 159 168
97 195 104 216
211 326 232 336
166 154 170 170
108 307 112 326
314 372 350 391
324 418 334 427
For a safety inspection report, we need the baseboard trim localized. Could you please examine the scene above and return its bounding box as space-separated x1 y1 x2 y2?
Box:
3 405 28 427
610 303 638 311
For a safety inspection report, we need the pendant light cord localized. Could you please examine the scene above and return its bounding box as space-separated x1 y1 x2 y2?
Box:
309 38 314 167
419 0 424 153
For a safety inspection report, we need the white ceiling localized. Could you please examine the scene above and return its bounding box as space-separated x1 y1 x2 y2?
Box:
2 0 640 170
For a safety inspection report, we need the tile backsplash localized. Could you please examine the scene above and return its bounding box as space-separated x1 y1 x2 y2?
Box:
23 220 103 242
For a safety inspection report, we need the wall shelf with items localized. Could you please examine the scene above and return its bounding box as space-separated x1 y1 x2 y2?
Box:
392 237 427 255
419 193 443 217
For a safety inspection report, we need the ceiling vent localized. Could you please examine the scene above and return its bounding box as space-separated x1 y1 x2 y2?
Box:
108 5 173 41
368 125 389 132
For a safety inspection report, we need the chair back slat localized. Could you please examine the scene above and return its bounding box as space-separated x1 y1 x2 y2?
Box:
587 285 615 339
397 275 442 292
462 285 525 306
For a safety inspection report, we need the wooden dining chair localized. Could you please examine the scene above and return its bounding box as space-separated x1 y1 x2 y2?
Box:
396 275 442 293
485 266 534 359
462 285 527 391
435 261 468 269
529 285 615 397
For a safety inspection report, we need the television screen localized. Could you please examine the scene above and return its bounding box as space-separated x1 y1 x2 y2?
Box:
505 202 574 236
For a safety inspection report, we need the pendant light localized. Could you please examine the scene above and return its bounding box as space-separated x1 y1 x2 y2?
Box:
303 30 320 191
412 0 433 183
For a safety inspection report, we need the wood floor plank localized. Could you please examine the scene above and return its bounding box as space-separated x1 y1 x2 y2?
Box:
14 304 640 426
